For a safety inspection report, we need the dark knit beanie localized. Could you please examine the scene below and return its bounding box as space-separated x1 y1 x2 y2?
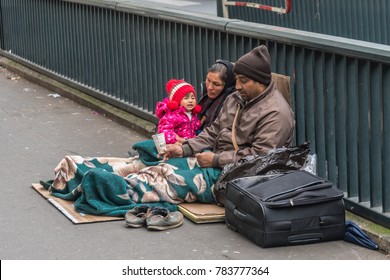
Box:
233 45 272 85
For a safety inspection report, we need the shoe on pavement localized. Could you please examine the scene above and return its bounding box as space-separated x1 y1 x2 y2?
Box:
146 207 184 231
125 206 151 228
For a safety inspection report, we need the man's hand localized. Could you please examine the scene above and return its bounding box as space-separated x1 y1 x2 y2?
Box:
195 152 215 168
163 144 184 161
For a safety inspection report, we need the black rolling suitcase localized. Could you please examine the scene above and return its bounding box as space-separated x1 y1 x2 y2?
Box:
225 170 345 248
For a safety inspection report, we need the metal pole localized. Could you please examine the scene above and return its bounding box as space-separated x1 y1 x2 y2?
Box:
222 0 229 18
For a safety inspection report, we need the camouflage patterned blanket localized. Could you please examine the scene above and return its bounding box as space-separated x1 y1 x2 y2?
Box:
45 140 221 216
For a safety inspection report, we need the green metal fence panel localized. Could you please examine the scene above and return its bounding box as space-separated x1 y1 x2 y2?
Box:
0 1 3 49
220 0 390 45
1 0 390 228
384 66 390 213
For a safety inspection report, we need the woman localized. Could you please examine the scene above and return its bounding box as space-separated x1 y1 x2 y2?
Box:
197 59 236 132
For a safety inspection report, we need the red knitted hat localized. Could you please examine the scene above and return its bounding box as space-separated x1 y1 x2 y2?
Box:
166 79 197 111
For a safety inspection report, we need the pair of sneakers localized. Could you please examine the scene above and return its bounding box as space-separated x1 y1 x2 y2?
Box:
125 206 184 231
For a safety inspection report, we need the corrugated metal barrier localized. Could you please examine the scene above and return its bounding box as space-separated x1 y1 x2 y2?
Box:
219 0 390 45
1 0 389 228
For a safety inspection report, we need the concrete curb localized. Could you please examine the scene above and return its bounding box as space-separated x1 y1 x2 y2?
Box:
1 56 389 256
346 211 390 255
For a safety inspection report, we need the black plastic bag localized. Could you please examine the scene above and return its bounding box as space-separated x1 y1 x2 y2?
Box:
344 220 379 250
214 142 311 206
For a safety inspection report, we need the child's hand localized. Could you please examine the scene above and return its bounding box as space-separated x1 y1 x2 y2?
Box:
200 115 207 125
175 134 185 144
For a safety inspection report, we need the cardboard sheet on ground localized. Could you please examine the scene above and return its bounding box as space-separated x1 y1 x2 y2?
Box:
32 183 225 224
31 183 124 224
178 203 225 223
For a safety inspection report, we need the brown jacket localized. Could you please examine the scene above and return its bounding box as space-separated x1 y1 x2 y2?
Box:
182 81 295 168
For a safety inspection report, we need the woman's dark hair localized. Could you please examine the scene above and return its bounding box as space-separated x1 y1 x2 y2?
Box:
207 60 235 91
208 63 228 82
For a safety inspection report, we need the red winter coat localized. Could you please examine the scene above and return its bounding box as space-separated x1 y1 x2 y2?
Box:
155 98 201 144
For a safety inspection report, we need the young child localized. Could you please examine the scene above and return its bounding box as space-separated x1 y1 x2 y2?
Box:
155 79 202 144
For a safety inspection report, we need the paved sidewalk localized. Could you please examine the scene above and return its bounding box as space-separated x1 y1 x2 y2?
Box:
0 57 389 260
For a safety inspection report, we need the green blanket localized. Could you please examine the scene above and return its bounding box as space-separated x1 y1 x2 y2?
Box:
45 140 221 217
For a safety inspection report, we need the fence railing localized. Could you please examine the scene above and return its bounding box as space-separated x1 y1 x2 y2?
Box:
219 0 390 45
1 0 389 228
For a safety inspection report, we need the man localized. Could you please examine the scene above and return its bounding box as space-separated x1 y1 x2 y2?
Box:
164 45 295 168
